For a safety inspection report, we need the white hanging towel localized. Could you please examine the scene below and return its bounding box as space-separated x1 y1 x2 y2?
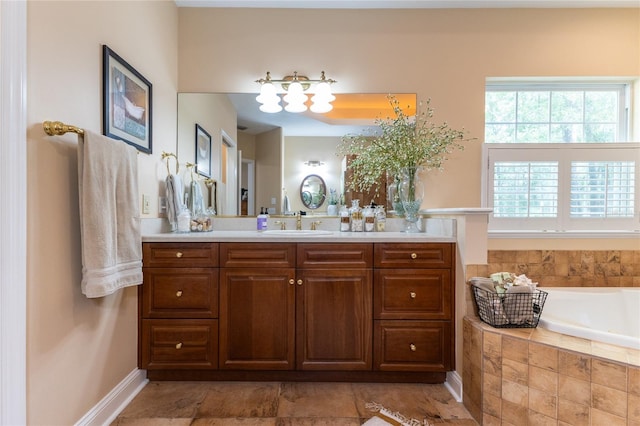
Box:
165 173 184 229
189 179 205 215
77 130 142 298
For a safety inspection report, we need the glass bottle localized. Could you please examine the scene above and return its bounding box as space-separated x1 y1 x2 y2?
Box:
350 199 363 232
375 205 386 232
363 205 375 232
339 205 351 232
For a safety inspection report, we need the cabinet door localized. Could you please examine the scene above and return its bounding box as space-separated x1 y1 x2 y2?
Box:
296 269 372 371
219 268 295 370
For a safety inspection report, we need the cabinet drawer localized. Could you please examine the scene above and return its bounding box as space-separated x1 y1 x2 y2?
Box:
142 268 218 318
374 269 452 320
374 243 452 269
297 243 373 268
140 319 218 370
143 242 218 268
220 243 295 268
374 320 452 371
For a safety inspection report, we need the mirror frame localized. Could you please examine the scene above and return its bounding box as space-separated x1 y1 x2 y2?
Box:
300 174 326 209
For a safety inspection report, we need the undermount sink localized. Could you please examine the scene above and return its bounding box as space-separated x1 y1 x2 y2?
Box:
262 230 333 236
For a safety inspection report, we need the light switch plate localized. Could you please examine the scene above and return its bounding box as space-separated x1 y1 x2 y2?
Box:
158 196 167 214
142 194 150 214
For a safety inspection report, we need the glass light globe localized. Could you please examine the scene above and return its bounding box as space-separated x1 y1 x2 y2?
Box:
259 100 283 113
311 81 335 103
310 101 333 113
256 82 278 104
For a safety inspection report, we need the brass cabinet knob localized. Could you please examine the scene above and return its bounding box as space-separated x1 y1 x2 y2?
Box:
410 253 417 259
410 343 417 352
175 342 183 349
176 252 183 258
289 279 295 285
409 292 417 299
176 290 183 297
297 279 303 285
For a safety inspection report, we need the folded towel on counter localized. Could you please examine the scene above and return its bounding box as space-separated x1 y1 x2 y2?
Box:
77 131 142 298
504 284 534 325
165 173 184 230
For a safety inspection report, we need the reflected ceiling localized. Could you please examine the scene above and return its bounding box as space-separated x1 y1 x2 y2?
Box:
228 93 416 137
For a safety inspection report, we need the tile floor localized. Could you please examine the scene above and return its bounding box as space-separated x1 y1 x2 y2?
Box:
112 381 478 425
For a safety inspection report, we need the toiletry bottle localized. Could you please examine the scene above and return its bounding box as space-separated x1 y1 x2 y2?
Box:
364 205 375 232
350 200 363 232
257 208 268 231
375 205 386 231
339 206 350 232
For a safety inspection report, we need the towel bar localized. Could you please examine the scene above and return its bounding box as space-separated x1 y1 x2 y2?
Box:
43 120 84 136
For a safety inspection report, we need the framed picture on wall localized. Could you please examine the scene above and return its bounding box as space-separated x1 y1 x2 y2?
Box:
195 123 212 178
102 45 152 154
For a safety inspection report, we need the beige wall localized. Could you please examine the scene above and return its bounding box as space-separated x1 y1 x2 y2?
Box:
178 7 639 248
26 1 178 423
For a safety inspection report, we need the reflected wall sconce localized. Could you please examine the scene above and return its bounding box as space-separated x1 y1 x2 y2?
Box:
304 160 325 167
256 71 336 114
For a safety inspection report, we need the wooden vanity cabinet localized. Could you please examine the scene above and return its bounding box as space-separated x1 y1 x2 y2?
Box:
140 240 454 382
139 242 219 370
373 243 454 371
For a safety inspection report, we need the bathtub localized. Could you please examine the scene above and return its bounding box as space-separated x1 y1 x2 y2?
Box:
538 287 640 350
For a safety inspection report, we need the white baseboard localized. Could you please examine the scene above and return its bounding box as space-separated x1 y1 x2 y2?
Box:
444 370 463 402
75 368 148 426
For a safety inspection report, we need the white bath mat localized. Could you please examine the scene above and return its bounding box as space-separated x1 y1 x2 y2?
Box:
362 402 432 426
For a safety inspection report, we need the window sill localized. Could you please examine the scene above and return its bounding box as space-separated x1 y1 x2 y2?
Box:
489 230 640 239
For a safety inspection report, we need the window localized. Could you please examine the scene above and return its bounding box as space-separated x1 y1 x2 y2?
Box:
484 81 639 234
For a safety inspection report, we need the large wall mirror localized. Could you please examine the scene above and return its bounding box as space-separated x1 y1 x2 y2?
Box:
177 93 416 217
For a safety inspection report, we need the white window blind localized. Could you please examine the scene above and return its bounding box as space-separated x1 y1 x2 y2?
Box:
484 81 638 234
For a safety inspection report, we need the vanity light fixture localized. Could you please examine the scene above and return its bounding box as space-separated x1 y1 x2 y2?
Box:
304 160 325 167
255 71 336 114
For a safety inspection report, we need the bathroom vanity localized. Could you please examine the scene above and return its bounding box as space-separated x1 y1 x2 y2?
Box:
139 232 455 383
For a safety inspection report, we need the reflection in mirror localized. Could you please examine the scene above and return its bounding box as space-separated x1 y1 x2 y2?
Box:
300 174 326 209
177 93 416 216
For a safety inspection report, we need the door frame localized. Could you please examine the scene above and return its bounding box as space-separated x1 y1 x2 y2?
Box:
0 0 28 424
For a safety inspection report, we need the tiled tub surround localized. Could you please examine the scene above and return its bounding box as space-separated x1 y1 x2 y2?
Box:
462 249 640 425
462 317 640 426
471 250 640 288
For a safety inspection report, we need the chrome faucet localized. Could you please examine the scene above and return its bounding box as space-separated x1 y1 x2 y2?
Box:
296 212 302 230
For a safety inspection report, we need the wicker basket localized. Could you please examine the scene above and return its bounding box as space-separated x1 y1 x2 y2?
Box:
472 286 548 328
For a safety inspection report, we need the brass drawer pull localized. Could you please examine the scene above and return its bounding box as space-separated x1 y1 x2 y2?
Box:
289 279 295 285
410 292 417 299
410 343 417 352
176 290 183 297
410 253 417 259
176 252 183 258
175 342 183 349
297 279 303 285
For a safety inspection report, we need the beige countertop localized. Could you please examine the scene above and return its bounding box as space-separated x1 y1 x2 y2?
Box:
142 230 456 243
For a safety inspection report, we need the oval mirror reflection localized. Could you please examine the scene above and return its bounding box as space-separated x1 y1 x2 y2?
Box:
300 174 326 209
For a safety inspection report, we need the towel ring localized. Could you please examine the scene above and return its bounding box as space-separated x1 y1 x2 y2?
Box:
161 151 179 175
186 162 197 182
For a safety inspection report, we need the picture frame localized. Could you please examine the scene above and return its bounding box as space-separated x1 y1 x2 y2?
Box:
195 123 212 178
102 45 152 154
